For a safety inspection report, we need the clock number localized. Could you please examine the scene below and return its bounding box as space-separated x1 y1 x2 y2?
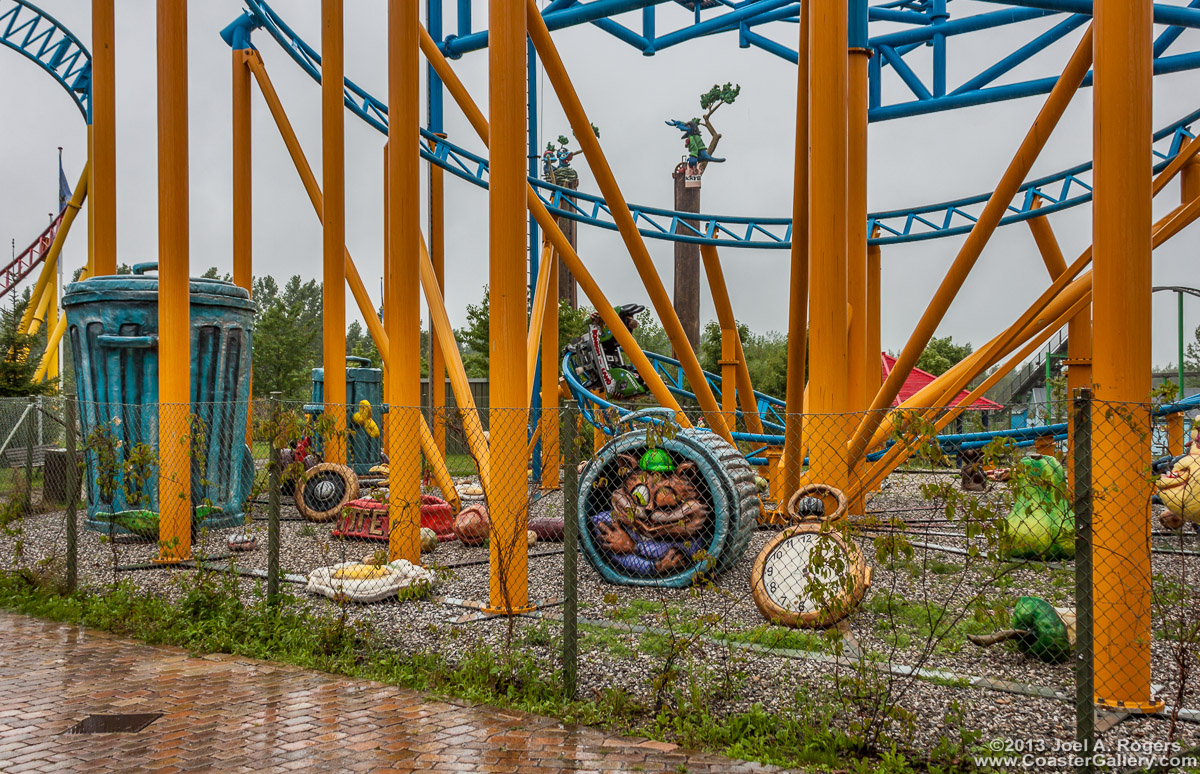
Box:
765 565 773 576
768 581 776 594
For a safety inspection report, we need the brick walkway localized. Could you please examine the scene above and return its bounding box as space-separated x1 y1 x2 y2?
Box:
0 612 790 773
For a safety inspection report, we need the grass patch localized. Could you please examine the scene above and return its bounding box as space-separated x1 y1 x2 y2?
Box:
608 599 664 623
867 591 997 653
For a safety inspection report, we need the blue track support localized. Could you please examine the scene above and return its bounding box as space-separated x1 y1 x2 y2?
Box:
978 0 1200 29
951 13 1087 96
0 0 91 120
427 0 444 134
529 36 543 485
457 0 470 38
443 0 666 58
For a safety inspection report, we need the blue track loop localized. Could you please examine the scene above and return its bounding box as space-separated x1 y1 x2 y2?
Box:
0 0 91 119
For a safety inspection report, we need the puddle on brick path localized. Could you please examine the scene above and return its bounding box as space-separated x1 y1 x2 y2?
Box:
63 713 162 734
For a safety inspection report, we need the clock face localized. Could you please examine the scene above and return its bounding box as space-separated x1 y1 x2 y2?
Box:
761 532 849 615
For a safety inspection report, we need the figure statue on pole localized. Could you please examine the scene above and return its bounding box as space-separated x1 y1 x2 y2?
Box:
665 82 740 187
538 123 600 188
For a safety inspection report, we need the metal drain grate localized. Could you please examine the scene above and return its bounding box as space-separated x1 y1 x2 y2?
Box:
63 713 162 734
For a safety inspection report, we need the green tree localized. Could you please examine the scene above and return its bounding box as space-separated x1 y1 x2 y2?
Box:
249 274 322 400
252 298 318 401
457 286 491 378
558 300 590 347
699 319 794 400
0 294 55 397
915 335 973 376
631 309 670 356
1185 323 1200 385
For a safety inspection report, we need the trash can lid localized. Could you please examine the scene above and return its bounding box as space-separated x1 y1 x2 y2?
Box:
63 264 255 311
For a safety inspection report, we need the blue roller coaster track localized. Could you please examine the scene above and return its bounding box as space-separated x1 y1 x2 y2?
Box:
5 0 1200 249
232 0 1200 247
0 0 90 119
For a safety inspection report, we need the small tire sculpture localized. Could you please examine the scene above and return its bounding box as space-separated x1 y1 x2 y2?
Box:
578 410 760 588
296 463 359 522
787 484 847 523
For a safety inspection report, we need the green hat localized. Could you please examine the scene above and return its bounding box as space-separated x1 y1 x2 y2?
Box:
639 448 675 473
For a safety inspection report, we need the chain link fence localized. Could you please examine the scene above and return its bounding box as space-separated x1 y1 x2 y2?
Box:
0 393 1197 771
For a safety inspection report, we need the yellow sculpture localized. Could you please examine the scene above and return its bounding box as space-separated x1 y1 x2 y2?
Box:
351 399 380 439
1155 415 1200 527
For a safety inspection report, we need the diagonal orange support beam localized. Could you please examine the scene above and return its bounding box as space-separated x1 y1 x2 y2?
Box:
527 239 555 400
525 0 731 442
699 243 765 435
852 291 1094 497
848 26 1095 463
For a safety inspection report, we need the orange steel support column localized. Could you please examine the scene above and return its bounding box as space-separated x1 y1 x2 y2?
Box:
1092 0 1158 712
322 0 347 463
487 0 531 614
233 50 252 297
386 0 423 565
807 0 850 490
782 0 811 505
156 0 191 563
233 47 253 442
91 0 116 277
428 136 447 457
867 232 882 401
541 241 561 490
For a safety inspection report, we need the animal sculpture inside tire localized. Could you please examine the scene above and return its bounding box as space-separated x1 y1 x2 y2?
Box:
578 424 760 588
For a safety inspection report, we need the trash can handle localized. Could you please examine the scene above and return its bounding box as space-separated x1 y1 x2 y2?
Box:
131 262 159 275
97 334 157 349
346 355 371 366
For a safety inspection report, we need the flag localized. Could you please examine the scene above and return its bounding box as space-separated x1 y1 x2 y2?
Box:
58 147 71 213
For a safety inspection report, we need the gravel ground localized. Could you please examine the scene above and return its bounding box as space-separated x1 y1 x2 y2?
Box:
2 469 1198 771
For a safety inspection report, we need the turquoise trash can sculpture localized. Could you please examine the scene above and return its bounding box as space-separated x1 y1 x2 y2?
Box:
62 263 256 535
308 357 383 476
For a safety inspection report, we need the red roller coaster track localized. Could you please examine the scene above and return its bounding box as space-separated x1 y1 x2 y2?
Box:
1 211 62 300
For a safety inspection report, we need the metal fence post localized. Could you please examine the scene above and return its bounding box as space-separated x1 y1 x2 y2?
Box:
1072 387 1094 774
562 400 578 700
268 392 282 604
65 396 77 593
25 396 35 517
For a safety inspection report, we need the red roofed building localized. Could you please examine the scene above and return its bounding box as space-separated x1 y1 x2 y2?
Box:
880 353 1004 410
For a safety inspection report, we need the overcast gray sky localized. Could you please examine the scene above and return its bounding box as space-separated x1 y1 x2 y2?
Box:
2 1 1199 370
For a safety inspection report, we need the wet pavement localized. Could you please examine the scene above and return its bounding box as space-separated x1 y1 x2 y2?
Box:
0 612 790 773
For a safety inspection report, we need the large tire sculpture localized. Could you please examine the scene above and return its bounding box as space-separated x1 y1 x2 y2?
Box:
296 463 359 522
579 420 760 588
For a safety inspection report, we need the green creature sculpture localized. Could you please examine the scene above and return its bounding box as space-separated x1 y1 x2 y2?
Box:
1002 454 1074 560
967 596 1076 663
